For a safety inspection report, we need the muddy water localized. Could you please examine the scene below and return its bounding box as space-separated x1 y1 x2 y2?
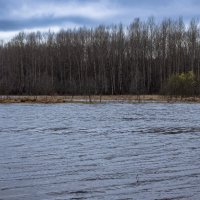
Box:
0 103 200 200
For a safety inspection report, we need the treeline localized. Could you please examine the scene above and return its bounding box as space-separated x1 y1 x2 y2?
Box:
1 17 200 95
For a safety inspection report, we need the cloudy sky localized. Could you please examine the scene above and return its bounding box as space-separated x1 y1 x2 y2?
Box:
0 0 199 40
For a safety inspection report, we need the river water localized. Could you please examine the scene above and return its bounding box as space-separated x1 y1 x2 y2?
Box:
0 103 200 200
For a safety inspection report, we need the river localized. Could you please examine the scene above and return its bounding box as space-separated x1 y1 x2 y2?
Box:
0 103 200 200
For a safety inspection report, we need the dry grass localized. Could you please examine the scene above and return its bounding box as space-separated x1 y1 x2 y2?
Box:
0 95 200 104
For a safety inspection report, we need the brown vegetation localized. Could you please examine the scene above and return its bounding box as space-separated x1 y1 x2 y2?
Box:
0 95 200 104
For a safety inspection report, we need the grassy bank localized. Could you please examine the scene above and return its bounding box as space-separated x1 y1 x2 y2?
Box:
0 95 199 104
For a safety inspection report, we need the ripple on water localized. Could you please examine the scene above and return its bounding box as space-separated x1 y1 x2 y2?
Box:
0 103 200 200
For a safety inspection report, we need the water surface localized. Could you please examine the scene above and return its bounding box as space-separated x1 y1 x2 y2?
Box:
0 103 200 200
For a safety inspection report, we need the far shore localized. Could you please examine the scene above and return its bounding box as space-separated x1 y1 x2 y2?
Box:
0 95 200 104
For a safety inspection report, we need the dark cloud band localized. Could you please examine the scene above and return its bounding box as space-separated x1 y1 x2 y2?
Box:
0 16 96 31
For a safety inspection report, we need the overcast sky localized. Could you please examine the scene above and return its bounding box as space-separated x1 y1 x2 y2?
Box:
0 0 199 40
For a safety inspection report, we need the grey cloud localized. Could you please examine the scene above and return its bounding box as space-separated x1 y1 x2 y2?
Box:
0 0 199 33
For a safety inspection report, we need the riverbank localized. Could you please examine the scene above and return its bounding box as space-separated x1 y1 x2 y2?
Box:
0 95 200 103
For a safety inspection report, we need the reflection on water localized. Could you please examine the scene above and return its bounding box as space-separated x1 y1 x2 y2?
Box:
0 103 200 200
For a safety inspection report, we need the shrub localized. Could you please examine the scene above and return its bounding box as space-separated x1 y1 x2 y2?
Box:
163 71 198 97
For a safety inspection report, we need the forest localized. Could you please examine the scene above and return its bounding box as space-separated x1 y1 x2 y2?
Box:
0 17 200 96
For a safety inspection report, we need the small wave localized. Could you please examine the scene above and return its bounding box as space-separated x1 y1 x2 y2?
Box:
145 127 200 134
